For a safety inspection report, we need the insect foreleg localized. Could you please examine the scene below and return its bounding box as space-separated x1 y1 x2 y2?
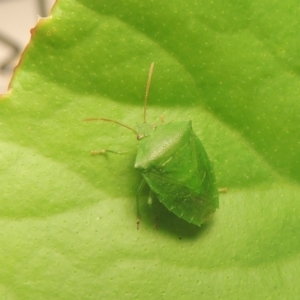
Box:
218 187 228 193
90 149 125 155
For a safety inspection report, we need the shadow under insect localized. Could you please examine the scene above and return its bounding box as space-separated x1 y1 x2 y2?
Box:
137 182 215 239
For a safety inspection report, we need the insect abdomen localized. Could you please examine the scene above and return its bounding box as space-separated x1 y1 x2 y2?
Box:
142 172 217 226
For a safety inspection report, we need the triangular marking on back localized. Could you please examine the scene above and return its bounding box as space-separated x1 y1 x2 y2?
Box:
143 170 201 195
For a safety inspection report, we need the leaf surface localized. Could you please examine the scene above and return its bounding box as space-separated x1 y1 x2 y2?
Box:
0 1 299 299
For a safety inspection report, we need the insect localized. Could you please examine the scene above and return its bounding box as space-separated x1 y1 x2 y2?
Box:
85 63 219 228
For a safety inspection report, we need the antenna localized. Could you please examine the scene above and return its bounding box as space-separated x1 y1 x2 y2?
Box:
143 62 155 123
84 118 138 135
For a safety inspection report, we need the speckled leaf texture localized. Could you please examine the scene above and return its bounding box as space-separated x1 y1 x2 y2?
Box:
0 1 299 299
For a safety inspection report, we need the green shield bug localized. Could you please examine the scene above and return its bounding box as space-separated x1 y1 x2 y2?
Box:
85 63 219 228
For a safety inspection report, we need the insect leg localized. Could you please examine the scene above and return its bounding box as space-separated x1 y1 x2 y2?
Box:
147 189 154 205
148 190 160 230
218 187 228 193
136 179 146 229
90 149 126 155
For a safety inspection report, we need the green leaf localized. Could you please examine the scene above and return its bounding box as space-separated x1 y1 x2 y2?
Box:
1 0 299 299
